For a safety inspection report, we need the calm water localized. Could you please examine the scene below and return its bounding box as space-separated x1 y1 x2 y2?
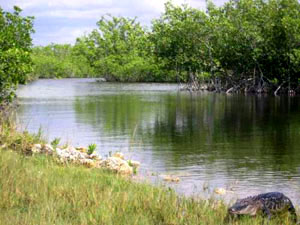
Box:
16 79 300 205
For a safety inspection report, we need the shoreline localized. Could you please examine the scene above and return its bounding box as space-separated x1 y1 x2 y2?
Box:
0 108 299 224
21 77 300 97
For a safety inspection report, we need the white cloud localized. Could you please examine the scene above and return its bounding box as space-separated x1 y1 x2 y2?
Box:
2 0 228 45
34 9 113 19
187 0 207 9
34 26 96 45
3 0 113 10
2 0 44 10
47 0 113 8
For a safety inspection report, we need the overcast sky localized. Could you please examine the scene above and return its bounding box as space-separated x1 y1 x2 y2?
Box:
2 0 227 46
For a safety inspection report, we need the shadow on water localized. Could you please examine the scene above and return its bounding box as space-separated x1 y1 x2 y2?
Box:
16 79 300 204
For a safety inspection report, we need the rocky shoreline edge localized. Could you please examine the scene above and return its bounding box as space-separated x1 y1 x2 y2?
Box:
30 143 140 176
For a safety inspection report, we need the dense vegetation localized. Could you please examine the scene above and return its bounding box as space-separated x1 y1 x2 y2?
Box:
32 44 95 79
0 6 34 105
1 0 300 106
31 0 300 94
0 3 299 223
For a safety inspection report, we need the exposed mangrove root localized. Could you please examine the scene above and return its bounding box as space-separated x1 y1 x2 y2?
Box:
181 76 299 96
274 82 286 96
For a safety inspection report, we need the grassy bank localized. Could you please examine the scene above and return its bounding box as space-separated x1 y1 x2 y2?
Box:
0 150 227 225
0 118 297 225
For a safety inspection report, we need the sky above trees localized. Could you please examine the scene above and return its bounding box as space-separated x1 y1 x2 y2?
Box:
2 0 226 46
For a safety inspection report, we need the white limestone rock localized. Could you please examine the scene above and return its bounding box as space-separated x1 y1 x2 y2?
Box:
32 144 42 153
88 153 102 161
112 152 124 160
162 175 180 182
76 147 87 153
100 157 133 175
55 148 68 158
214 188 227 195
42 144 54 154
65 145 77 152
79 158 99 168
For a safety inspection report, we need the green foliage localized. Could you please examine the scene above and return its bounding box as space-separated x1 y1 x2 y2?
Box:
50 137 60 149
6 0 300 91
31 44 96 78
207 0 300 85
74 15 163 82
148 0 300 90
151 2 211 82
0 114 45 154
0 6 34 104
87 143 97 155
127 160 138 174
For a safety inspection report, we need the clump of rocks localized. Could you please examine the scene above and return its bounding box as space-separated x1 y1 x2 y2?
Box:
161 175 180 182
31 143 140 175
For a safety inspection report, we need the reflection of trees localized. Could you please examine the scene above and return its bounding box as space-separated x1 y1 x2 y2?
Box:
73 93 173 136
145 94 300 174
74 92 300 174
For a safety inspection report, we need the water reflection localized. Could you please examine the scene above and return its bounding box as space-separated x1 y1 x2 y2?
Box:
16 79 300 205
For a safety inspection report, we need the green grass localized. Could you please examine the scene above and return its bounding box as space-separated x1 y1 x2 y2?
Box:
0 116 298 225
0 150 223 225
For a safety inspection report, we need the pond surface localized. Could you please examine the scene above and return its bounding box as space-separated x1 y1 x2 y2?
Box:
16 78 300 205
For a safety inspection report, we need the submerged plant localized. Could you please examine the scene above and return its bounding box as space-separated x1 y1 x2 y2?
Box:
88 143 97 155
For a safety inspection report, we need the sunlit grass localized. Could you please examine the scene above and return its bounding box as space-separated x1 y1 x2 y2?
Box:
0 114 298 225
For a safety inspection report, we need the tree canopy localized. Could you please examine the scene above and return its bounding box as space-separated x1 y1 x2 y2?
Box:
0 6 34 104
2 0 300 97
